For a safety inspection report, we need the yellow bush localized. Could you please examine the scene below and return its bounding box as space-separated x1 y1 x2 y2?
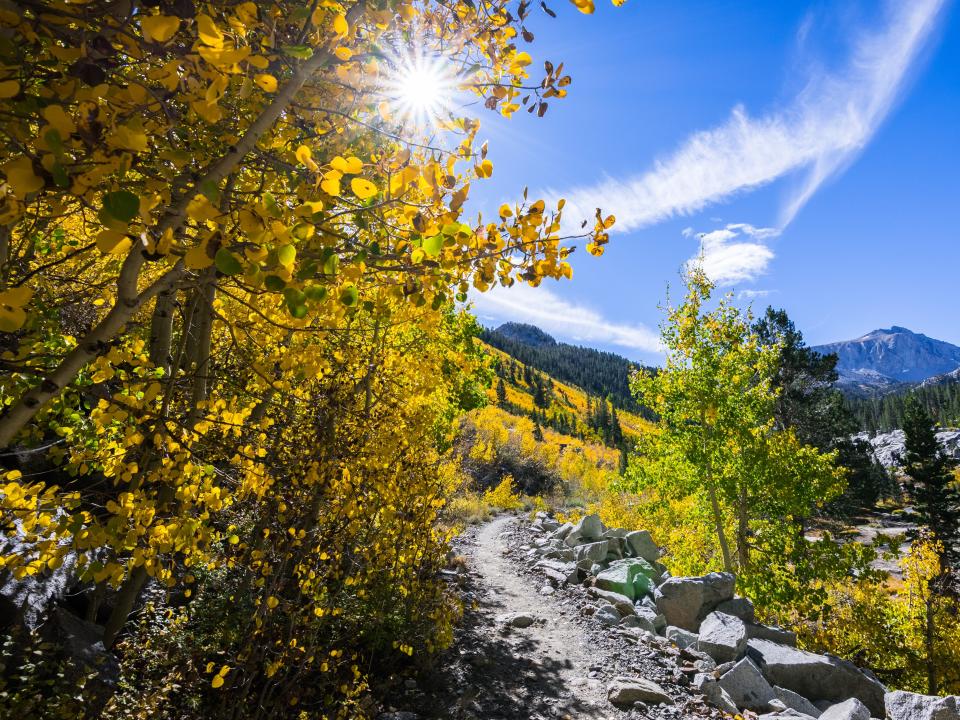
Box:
484 475 524 510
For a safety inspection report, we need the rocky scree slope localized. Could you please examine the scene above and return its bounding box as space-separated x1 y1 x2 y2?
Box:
518 511 960 720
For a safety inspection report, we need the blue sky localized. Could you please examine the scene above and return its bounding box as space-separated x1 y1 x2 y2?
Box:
464 0 959 365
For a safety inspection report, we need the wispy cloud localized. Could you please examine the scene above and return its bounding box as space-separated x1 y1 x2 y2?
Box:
684 223 779 286
470 283 661 353
554 0 946 233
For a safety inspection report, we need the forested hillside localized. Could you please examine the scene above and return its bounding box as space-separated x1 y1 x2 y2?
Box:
480 323 647 413
846 377 960 432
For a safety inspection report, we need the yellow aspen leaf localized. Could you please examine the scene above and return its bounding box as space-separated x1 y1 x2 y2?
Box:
141 15 181 43
43 106 75 137
295 145 312 164
211 675 225 688
196 14 224 47
2 156 43 198
571 0 595 13
254 74 278 93
95 229 132 255
330 156 363 174
111 125 149 153
334 47 353 62
333 14 349 37
350 178 377 200
185 244 214 269
266 595 279 609
512 52 532 67
476 159 493 178
498 203 513 218
0 79 19 98
320 172 341 196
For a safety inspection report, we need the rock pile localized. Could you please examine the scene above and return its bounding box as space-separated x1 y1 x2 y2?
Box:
526 512 960 720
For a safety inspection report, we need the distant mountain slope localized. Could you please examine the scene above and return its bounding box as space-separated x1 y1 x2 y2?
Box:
493 322 557 347
813 326 960 393
480 323 644 412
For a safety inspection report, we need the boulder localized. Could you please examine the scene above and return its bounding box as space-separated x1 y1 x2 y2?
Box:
885 690 960 720
818 698 869 720
745 639 886 717
574 540 610 563
694 673 739 714
747 621 798 646
603 527 629 539
774 686 822 718
697 611 748 662
587 587 635 616
717 657 776 711
624 530 660 562
607 676 673 707
655 572 736 631
596 559 658 601
565 513 604 546
551 522 574 541
665 625 699 650
716 596 755 622
540 518 561 532
757 712 817 720
534 559 580 585
635 605 666 633
595 604 621 626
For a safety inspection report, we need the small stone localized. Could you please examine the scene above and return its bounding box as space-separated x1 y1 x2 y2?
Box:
595 604 621 626
500 612 535 628
607 676 674 707
540 585 556 596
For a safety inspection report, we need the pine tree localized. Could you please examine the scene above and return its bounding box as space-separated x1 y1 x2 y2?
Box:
902 395 960 573
532 421 544 442
496 377 507 406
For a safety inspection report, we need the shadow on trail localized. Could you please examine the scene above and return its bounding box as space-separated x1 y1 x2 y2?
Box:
410 570 600 720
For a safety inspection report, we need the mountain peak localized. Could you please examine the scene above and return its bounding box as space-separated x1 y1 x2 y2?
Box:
814 327 960 391
493 322 557 347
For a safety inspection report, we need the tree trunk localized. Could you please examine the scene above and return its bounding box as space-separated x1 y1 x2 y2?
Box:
926 594 938 695
102 564 148 648
148 287 177 374
707 480 733 573
736 483 750 571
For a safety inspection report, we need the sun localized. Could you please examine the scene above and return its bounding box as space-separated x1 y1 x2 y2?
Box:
383 52 458 127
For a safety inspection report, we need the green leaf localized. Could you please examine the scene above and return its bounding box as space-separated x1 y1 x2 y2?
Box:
264 274 286 291
214 248 243 276
284 287 307 317
305 285 327 302
282 44 314 60
102 191 140 222
199 180 221 203
422 235 444 256
263 192 281 217
441 222 469 236
322 250 338 276
277 244 296 266
339 284 358 307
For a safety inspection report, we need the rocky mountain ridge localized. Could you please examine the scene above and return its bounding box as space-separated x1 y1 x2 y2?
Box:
813 327 960 394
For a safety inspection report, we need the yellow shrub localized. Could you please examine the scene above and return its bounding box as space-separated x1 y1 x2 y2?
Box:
483 475 524 510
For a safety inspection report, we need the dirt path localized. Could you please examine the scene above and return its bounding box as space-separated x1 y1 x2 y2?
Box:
463 515 618 719
377 516 720 720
